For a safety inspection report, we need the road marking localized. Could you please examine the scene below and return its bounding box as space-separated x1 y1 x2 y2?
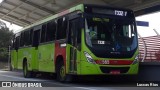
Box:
75 87 97 90
0 70 9 73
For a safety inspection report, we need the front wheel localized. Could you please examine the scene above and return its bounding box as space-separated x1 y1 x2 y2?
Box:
57 61 72 82
23 61 32 78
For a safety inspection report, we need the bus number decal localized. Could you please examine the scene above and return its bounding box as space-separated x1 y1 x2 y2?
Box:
98 40 105 44
102 60 109 64
115 10 127 16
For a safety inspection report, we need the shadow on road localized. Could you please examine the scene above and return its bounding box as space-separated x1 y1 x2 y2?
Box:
33 73 139 87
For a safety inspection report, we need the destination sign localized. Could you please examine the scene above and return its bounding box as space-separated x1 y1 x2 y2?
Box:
92 8 128 16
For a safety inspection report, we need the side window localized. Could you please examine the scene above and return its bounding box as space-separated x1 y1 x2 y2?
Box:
23 31 26 46
29 29 33 45
15 36 20 50
24 30 30 46
40 24 47 43
46 21 56 42
32 30 40 47
56 17 68 40
20 32 24 47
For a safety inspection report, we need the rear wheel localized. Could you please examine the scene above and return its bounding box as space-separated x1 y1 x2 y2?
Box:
23 61 32 78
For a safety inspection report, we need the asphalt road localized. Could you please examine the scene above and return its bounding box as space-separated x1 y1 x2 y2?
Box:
0 70 159 90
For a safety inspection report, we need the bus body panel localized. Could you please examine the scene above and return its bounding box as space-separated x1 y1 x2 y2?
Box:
17 47 34 70
54 41 66 71
79 61 139 75
31 47 39 71
11 50 18 69
38 43 55 72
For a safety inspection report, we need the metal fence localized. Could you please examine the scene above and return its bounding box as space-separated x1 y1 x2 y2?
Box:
139 36 160 62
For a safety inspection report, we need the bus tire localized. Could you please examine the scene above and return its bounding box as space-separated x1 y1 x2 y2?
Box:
57 61 72 82
23 61 32 78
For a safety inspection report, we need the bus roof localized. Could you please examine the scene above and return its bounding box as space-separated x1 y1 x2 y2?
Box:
17 4 84 33
17 4 133 34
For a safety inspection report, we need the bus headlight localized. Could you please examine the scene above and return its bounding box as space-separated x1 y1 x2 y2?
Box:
132 55 139 65
84 52 96 64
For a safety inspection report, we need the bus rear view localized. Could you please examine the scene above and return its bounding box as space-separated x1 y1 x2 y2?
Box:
80 4 139 75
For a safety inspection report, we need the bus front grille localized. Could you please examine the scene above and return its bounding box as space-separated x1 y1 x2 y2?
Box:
100 67 130 74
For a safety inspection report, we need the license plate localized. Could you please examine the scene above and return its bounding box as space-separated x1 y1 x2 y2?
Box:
110 70 120 74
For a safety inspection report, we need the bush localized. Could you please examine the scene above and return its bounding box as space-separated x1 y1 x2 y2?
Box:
0 48 8 62
0 21 13 62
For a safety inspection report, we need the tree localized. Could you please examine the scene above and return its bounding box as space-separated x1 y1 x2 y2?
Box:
0 21 14 61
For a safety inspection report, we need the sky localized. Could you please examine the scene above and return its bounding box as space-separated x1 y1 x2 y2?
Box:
0 19 22 33
136 11 160 37
0 11 160 37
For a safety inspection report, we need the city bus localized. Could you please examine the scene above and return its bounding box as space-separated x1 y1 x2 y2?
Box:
11 4 139 82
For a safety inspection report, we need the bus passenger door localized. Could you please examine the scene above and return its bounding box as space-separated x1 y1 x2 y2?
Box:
32 27 41 70
68 17 81 73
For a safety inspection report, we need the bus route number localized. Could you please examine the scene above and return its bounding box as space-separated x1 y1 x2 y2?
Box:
98 41 105 44
115 10 127 16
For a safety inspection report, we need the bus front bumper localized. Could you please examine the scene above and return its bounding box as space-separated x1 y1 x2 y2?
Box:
78 61 139 75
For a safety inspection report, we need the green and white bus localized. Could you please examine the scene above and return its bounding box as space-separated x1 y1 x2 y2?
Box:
11 4 139 82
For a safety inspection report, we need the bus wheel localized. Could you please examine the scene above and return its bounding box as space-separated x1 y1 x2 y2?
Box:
57 61 72 82
23 61 31 78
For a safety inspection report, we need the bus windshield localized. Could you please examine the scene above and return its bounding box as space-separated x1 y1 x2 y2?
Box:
85 15 138 58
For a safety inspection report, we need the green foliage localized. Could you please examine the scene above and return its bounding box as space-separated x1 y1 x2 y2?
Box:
0 21 14 61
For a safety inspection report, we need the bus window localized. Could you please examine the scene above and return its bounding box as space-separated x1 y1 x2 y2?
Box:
15 36 20 50
32 30 40 47
40 24 47 43
24 30 30 46
20 32 25 47
46 20 56 42
29 29 33 45
56 17 67 40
